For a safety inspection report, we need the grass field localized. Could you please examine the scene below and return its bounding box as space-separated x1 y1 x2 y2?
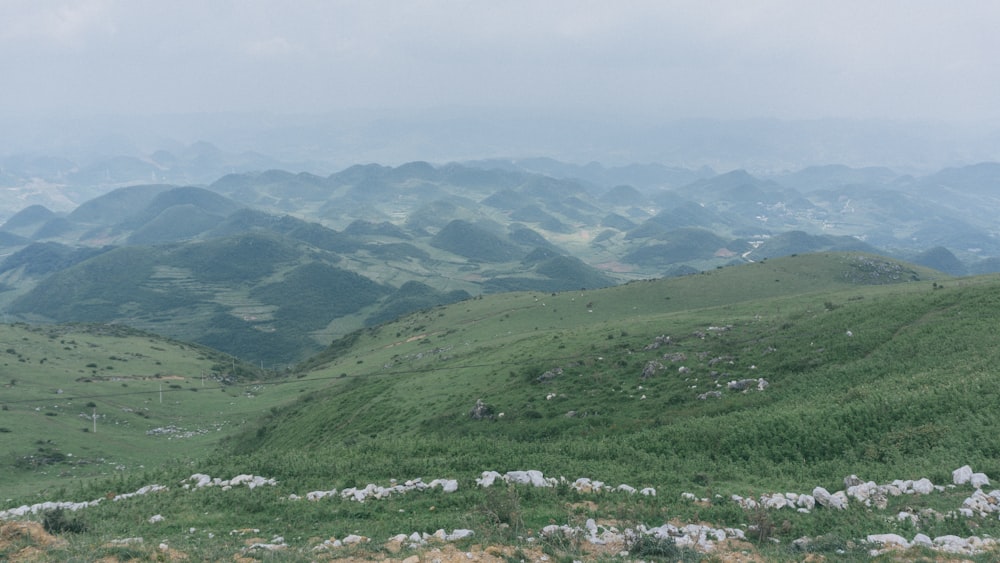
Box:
0 323 320 500
4 253 1000 561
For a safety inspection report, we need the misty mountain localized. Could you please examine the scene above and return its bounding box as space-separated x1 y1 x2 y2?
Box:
751 231 878 259
5 157 1000 365
1 204 57 236
911 246 967 276
430 220 526 263
772 164 899 192
68 184 172 225
0 242 112 277
622 227 736 267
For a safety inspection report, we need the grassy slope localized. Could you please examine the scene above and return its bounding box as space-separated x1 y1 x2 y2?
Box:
229 252 992 491
8 252 1000 561
0 324 311 499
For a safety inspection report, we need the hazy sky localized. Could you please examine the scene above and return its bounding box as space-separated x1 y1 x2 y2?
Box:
2 0 998 123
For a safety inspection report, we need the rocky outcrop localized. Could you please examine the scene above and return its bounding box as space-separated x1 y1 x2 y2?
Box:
4 465 999 559
289 477 458 503
469 398 494 420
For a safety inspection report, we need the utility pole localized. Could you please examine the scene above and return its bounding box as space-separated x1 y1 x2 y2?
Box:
92 408 97 433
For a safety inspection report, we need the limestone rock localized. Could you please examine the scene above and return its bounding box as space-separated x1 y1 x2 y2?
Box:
953 465 974 485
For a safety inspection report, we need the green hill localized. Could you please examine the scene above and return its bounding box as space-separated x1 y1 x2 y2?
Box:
66 184 172 224
7 233 346 363
430 220 526 263
8 252 1000 562
230 259 1000 512
1 204 56 234
0 323 264 498
623 227 732 266
125 203 225 245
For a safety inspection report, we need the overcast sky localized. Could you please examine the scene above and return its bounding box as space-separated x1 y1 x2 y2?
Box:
2 0 998 123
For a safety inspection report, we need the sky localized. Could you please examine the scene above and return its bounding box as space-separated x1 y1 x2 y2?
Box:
2 0 999 123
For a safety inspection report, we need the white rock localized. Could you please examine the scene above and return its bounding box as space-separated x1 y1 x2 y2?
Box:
503 470 554 487
432 479 459 493
148 514 164 523
726 528 746 540
446 529 474 541
812 486 847 510
970 473 990 489
796 494 815 510
187 473 213 488
846 481 880 505
476 471 502 487
762 495 788 510
912 478 934 495
933 535 969 552
867 533 910 549
953 465 974 485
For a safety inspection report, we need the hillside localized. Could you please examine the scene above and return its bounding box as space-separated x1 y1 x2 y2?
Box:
0 323 268 498
6 160 1000 372
4 231 468 364
5 253 1000 561
234 252 953 459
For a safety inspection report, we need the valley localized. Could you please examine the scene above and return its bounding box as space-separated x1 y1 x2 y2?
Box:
3 157 1000 369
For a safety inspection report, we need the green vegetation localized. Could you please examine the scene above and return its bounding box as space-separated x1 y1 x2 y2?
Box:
0 323 274 498
430 219 526 262
4 253 1000 561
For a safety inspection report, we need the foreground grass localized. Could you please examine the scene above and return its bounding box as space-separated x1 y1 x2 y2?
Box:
4 466 999 561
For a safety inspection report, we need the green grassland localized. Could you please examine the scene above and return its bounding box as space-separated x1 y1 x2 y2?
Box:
5 252 1000 561
0 323 315 500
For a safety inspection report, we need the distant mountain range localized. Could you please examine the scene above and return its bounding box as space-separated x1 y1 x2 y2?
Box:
2 157 999 365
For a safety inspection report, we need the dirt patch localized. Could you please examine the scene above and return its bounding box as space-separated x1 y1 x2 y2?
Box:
0 522 66 561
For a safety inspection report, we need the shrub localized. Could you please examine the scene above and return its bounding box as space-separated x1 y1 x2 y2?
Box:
625 534 702 561
43 508 88 534
748 507 775 544
475 485 524 540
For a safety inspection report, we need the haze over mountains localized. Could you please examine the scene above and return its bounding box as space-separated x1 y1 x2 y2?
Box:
2 135 1000 366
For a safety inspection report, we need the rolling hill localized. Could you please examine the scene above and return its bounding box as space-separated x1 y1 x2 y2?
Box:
6 159 1000 377
6 252 1000 561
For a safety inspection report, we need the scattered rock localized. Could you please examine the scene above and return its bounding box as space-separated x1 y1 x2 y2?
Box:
953 465 974 485
469 398 494 420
